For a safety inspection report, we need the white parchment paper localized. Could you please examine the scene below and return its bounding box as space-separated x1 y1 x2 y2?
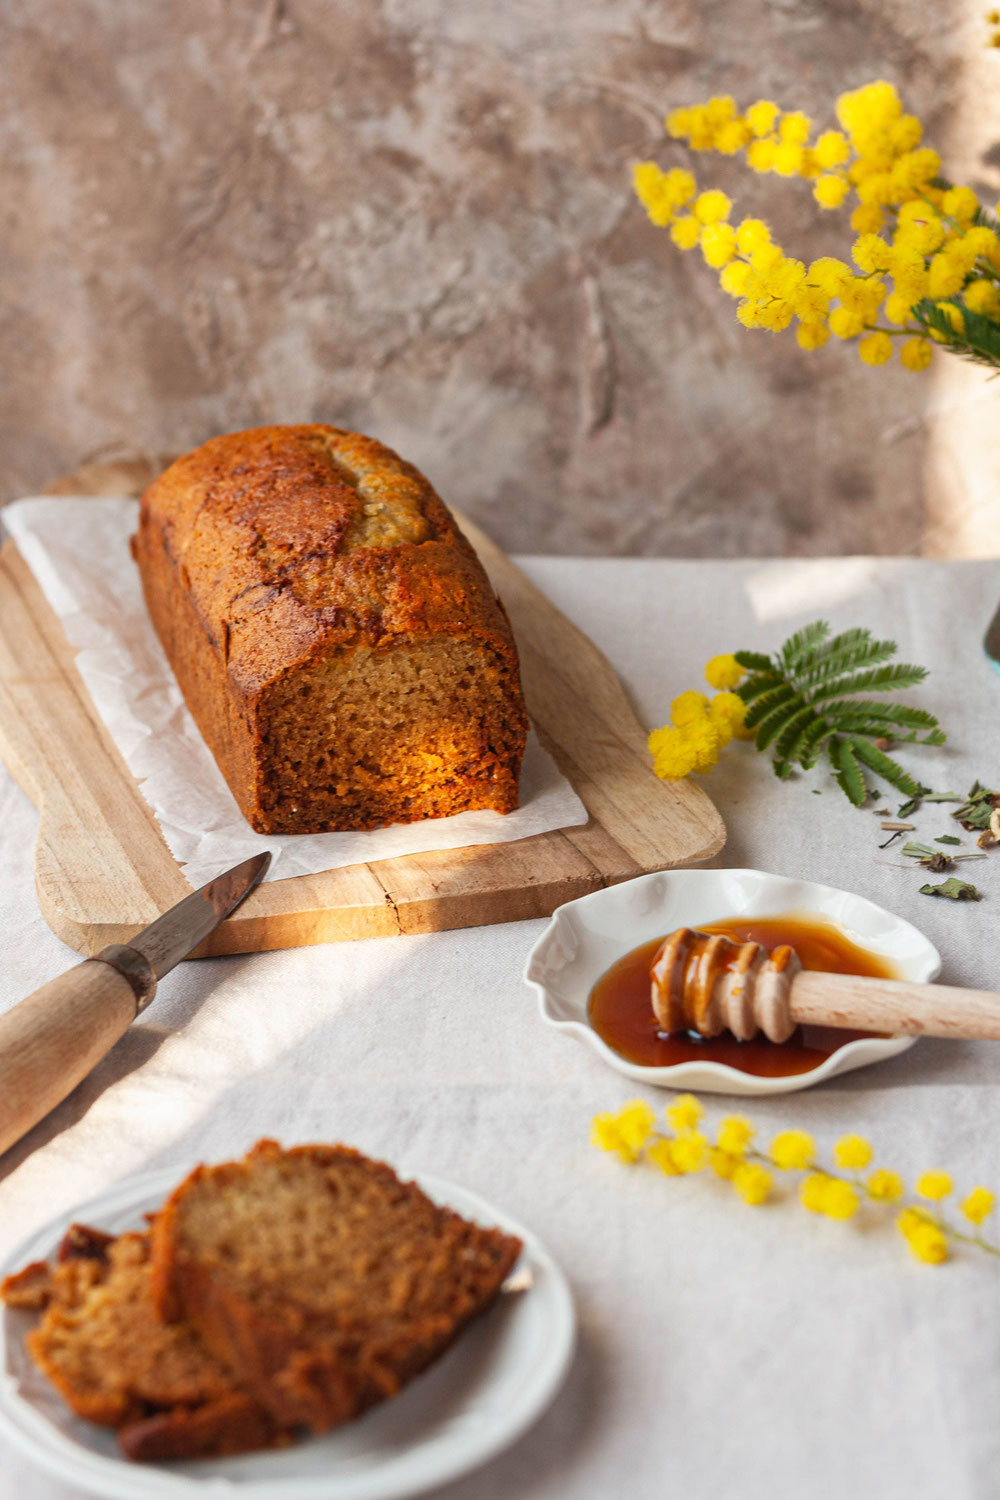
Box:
3 497 587 886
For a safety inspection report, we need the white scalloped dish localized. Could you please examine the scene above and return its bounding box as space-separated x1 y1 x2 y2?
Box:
524 868 941 1096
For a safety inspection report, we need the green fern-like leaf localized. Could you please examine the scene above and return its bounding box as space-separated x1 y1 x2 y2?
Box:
828 736 867 806
754 696 804 751
797 715 835 770
743 683 798 730
781 621 830 670
808 662 929 701
847 736 925 798
913 299 1000 374
729 620 945 807
803 626 873 660
733 649 774 673
737 671 786 706
772 705 824 776
822 699 940 731
797 634 897 685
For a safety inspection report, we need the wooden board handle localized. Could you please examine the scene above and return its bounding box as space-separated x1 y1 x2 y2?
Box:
0 961 138 1156
791 971 1000 1041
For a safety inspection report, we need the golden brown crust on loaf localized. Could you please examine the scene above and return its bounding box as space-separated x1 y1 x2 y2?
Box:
133 425 528 833
150 1139 523 1432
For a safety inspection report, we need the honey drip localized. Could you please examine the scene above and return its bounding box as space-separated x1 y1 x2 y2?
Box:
588 913 897 1077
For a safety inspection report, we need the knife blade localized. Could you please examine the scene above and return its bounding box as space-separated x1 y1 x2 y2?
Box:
124 851 271 989
0 851 270 1157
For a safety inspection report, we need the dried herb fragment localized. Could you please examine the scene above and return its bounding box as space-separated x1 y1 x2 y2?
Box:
897 790 960 817
935 835 961 845
919 878 983 901
952 782 1000 831
902 842 953 871
902 841 940 859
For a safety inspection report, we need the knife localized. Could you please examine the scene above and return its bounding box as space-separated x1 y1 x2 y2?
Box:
0 852 270 1157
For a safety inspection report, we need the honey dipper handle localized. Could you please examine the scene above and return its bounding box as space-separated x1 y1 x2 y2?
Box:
789 971 1000 1041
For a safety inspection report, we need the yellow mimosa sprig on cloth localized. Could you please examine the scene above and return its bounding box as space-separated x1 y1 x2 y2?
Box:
647 652 754 781
591 1095 998 1265
633 80 1000 371
649 622 945 805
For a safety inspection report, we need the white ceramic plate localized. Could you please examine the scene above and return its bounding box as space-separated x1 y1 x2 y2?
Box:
525 867 941 1096
0 1167 574 1500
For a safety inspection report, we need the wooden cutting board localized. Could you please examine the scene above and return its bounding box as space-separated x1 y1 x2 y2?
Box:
0 457 725 956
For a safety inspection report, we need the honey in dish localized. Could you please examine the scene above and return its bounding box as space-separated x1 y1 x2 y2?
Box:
587 913 897 1077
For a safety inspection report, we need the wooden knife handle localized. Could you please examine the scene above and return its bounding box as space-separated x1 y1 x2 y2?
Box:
0 956 147 1157
790 970 1000 1041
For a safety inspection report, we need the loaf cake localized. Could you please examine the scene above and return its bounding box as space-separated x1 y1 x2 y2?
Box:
132 425 529 834
150 1139 523 1432
1 1224 284 1460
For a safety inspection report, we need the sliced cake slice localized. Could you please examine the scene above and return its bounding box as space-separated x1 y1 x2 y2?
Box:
1 1225 286 1461
150 1139 523 1431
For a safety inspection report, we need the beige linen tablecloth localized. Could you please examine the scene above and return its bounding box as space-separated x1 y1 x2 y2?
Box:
1 556 999 1500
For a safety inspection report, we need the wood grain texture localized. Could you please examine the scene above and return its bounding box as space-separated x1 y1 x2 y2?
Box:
0 960 137 1155
791 972 1000 1041
0 461 725 955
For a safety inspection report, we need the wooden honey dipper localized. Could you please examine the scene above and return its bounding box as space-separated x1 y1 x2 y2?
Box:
650 928 1000 1044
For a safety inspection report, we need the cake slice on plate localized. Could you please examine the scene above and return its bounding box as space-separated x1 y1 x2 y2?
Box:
1 1224 284 1461
150 1139 523 1431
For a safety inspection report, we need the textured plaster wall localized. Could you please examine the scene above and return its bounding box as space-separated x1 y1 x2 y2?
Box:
1 0 998 557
